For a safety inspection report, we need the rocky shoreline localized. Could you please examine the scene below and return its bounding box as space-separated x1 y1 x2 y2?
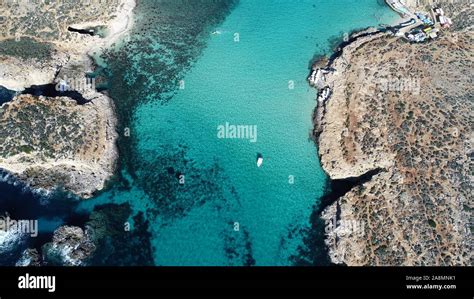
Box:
0 0 136 198
309 27 390 142
0 1 137 265
310 1 472 265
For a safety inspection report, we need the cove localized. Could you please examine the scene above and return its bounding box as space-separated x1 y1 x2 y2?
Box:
76 0 399 266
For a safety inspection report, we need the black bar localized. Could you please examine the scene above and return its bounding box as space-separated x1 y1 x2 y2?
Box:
0 267 471 298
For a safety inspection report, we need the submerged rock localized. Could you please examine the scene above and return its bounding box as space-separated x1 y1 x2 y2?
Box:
85 203 154 266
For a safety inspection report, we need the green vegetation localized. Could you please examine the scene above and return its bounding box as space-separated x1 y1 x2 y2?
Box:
0 96 90 158
18 145 34 154
0 38 52 61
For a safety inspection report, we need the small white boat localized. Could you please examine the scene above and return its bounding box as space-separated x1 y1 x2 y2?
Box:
211 30 222 35
256 153 263 168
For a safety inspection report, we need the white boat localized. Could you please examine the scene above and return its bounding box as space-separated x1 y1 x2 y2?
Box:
211 30 222 35
256 153 263 168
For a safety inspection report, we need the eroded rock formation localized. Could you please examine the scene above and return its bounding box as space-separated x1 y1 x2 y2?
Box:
42 225 96 266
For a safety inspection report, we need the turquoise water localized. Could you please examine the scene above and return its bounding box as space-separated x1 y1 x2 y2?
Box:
77 0 398 265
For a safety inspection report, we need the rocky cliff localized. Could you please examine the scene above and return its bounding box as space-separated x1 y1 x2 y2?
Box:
315 3 472 265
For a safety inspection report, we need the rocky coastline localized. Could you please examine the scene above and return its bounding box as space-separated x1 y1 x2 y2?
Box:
0 0 136 198
0 93 118 198
310 1 472 265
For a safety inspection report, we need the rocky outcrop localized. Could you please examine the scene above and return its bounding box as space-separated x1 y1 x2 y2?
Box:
314 30 395 179
16 248 42 266
42 225 95 266
0 0 134 91
314 4 472 265
0 93 118 198
0 1 134 197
